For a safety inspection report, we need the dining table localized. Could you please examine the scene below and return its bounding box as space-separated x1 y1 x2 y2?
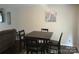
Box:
25 31 53 53
25 31 53 40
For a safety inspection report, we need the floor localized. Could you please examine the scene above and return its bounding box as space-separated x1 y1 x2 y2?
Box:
49 45 78 54
2 46 78 54
20 45 78 54
1 40 78 54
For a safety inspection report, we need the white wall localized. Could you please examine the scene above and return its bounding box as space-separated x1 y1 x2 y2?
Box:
15 4 77 46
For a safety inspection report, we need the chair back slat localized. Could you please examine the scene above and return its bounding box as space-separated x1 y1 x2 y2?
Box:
58 32 63 46
41 28 48 32
18 30 25 40
18 30 26 51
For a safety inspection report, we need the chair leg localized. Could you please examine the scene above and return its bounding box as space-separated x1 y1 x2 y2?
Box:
30 51 32 54
36 51 38 54
40 50 45 54
24 42 25 49
58 47 61 54
26 51 29 54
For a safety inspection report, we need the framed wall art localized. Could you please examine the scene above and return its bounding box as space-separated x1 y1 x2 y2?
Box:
7 12 11 25
45 10 57 22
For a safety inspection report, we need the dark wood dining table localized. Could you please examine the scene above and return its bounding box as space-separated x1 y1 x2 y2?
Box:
25 31 53 41
25 31 53 53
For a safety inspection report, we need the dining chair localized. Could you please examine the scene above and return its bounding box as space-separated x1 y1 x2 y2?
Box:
48 32 63 54
37 39 48 54
40 28 49 53
18 30 26 52
41 28 48 32
26 37 44 54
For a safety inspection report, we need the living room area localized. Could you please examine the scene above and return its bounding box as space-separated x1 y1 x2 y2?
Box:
0 4 79 54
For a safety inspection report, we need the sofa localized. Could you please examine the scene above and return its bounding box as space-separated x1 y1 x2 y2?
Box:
0 29 17 53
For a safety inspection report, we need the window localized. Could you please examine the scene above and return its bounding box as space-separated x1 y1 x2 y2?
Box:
0 11 4 23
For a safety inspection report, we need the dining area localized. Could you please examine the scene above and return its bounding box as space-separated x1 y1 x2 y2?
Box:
0 4 78 55
18 28 63 54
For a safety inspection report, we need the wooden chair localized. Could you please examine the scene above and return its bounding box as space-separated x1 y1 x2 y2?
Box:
48 32 63 54
18 30 26 51
18 30 47 54
40 28 49 53
26 37 45 54
37 39 49 54
41 28 48 32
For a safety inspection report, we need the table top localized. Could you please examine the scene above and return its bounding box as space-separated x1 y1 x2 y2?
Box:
26 31 53 40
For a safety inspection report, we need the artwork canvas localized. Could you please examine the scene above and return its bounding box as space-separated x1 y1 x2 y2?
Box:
7 12 11 25
45 10 57 22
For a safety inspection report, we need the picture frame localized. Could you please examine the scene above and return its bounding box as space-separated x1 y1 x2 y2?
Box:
7 12 11 25
45 10 57 22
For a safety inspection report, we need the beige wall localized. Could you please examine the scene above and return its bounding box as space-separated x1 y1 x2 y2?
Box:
76 5 79 50
15 4 77 46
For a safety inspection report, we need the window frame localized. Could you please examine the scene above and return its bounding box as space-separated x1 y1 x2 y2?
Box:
0 11 4 23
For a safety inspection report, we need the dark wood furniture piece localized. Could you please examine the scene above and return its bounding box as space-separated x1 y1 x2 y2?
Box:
41 28 48 32
18 30 26 52
25 31 53 54
0 29 17 53
26 31 52 39
48 32 63 54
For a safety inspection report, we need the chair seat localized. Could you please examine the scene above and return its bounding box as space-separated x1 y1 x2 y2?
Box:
47 40 59 54
47 33 63 54
48 40 59 46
